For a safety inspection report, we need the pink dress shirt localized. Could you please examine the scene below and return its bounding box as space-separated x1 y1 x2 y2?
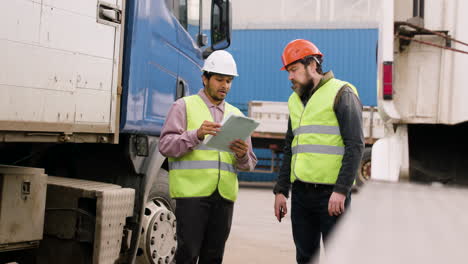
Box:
159 89 257 171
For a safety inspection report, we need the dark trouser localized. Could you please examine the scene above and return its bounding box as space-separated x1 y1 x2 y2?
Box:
291 181 351 264
175 190 234 264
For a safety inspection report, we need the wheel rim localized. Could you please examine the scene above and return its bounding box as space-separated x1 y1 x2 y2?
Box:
359 160 372 182
137 198 177 264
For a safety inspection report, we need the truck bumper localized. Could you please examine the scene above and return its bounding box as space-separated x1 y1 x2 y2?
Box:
371 124 409 182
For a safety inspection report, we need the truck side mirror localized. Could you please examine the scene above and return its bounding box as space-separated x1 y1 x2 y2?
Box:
211 0 231 50
197 33 208 47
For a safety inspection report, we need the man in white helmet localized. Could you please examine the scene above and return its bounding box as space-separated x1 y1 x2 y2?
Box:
159 50 257 264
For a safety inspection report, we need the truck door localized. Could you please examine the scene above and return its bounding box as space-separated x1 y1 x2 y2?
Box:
0 0 123 142
120 0 182 135
175 0 204 98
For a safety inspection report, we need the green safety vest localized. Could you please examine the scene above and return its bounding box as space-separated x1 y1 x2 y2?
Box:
168 94 243 201
288 78 358 184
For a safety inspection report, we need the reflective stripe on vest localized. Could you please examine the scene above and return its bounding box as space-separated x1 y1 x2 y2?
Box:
288 78 358 184
292 145 345 156
169 160 237 174
293 125 341 136
168 94 243 201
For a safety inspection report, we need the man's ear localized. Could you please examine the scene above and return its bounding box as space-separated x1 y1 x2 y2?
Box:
202 75 207 86
306 61 318 75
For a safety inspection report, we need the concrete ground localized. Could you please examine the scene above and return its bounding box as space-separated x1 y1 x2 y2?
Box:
223 186 296 264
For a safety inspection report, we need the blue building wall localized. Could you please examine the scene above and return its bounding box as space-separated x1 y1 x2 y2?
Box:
224 28 378 182
225 28 378 113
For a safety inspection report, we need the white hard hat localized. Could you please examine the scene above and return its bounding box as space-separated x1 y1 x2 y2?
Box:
202 50 238 77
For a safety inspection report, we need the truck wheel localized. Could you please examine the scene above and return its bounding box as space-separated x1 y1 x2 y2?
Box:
148 168 176 211
357 147 372 187
136 169 177 264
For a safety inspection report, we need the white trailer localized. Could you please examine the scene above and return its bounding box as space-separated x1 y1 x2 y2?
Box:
372 0 468 184
320 2 468 262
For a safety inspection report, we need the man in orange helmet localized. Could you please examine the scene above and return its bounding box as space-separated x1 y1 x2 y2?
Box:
273 39 364 263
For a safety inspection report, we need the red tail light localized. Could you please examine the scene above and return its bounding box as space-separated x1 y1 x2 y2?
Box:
383 61 393 100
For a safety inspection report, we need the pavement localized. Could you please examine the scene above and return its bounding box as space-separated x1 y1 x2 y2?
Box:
223 186 296 264
323 181 468 264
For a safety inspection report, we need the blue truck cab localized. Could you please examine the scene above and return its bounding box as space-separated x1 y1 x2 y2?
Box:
121 0 230 135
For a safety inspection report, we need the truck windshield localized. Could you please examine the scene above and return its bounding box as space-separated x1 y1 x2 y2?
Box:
178 0 201 41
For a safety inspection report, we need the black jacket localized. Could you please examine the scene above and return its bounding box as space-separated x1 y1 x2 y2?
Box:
273 72 364 196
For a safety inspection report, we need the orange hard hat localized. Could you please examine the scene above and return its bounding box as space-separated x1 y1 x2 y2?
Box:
280 39 323 70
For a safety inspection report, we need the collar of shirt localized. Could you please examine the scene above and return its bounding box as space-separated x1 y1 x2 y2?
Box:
311 70 334 95
197 89 225 123
317 71 334 88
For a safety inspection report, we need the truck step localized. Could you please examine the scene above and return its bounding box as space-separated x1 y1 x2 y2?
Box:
47 176 134 264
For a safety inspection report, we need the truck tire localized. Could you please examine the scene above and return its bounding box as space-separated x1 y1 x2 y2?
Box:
148 168 175 211
357 147 372 187
137 168 177 264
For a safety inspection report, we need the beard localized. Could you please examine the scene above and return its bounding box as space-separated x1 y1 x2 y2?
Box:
206 85 227 102
290 69 316 97
291 78 315 97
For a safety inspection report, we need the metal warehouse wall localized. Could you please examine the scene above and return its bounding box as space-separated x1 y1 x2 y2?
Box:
203 0 383 30
225 28 378 112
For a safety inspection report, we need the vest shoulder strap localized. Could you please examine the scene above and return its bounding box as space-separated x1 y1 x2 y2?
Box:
329 78 359 96
225 101 243 116
183 94 204 105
